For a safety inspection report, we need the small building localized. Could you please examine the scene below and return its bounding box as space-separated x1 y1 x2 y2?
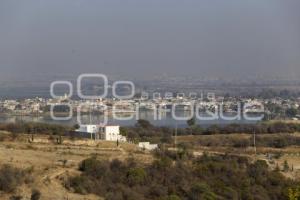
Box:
76 125 99 134
99 125 126 142
75 124 126 142
138 142 158 151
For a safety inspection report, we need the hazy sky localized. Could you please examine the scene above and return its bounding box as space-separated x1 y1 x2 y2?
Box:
0 0 300 81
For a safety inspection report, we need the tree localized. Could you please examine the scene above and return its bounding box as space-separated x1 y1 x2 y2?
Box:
126 168 147 186
73 124 80 130
286 108 298 118
187 117 196 127
191 125 203 135
136 119 153 129
189 182 218 200
160 133 172 144
31 189 41 200
120 127 128 137
283 160 290 172
67 154 294 200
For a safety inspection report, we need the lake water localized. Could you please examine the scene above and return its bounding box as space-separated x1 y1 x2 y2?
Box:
0 111 261 128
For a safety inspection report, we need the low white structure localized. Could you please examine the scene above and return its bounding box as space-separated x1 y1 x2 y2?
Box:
138 142 158 151
99 125 127 142
76 125 99 134
76 124 126 142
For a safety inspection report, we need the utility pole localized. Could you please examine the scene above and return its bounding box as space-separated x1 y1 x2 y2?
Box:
174 122 179 161
89 103 94 140
174 122 178 150
253 129 257 160
89 102 92 124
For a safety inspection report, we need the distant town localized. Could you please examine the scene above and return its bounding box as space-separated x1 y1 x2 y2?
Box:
1 92 300 121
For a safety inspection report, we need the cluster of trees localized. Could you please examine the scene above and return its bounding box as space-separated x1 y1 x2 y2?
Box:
120 120 175 144
181 134 300 149
43 105 71 113
199 122 300 135
120 120 300 144
256 89 300 100
67 150 297 200
255 135 300 148
0 122 70 136
0 120 299 138
264 102 300 120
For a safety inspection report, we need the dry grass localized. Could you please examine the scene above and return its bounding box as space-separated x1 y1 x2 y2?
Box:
0 134 153 200
3 132 300 198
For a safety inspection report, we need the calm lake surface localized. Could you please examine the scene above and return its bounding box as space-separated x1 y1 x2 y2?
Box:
0 111 261 128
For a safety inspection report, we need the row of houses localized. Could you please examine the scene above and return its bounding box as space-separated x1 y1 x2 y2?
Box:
0 94 277 116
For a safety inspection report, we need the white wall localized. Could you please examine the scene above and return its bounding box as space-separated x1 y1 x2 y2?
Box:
138 142 158 151
76 125 126 142
76 125 99 134
104 126 120 141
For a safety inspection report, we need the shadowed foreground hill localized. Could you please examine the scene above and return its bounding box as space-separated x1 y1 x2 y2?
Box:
67 151 298 200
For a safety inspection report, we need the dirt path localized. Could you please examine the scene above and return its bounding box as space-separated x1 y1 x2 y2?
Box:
0 138 142 200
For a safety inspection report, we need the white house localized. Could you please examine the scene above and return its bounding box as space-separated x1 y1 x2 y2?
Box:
76 124 126 142
76 125 99 134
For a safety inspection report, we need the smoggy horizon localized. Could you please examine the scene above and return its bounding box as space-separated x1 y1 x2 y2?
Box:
1 0 300 82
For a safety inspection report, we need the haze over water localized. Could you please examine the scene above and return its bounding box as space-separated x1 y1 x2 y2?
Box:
0 0 300 86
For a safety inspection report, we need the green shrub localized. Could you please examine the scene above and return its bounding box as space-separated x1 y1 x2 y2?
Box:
126 168 147 186
31 189 41 200
0 165 26 193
